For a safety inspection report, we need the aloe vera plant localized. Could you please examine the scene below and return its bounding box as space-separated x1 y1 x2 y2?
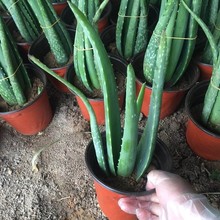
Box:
0 0 41 43
144 0 201 87
133 0 202 177
29 1 169 181
0 16 31 106
28 0 72 66
182 0 220 133
200 2 220 65
116 0 150 60
73 0 109 91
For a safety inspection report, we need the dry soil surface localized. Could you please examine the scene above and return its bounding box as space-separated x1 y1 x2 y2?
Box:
0 83 219 220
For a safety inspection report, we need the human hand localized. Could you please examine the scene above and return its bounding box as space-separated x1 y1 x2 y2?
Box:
118 170 220 220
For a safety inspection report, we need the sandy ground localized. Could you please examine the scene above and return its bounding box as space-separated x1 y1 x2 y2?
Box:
0 83 219 220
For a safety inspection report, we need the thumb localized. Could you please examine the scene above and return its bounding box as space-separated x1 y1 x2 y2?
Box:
146 170 171 190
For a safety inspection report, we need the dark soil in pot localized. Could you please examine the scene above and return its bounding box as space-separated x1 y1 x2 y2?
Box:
43 51 73 69
28 29 75 69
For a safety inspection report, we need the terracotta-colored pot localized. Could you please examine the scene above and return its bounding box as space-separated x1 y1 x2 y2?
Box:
132 52 200 119
185 81 220 160
28 30 75 93
196 61 212 81
85 131 172 220
74 96 120 125
66 55 127 125
52 1 67 16
60 2 112 33
0 64 53 135
48 65 71 93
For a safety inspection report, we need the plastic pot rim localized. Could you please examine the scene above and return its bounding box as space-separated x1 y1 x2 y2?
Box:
196 61 212 68
85 131 172 196
52 1 67 6
185 80 220 139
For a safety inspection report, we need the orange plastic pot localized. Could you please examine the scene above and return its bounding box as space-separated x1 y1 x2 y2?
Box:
85 131 172 220
0 64 53 135
66 55 127 125
28 30 74 93
93 181 138 220
60 2 112 33
196 61 212 81
132 53 200 119
75 92 125 125
52 1 67 16
17 42 31 55
49 65 71 93
185 81 220 160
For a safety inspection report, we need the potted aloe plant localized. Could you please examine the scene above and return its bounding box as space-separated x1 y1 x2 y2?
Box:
195 2 220 81
29 2 172 219
133 0 201 119
0 0 41 54
61 0 112 33
27 0 73 93
116 0 150 60
181 0 220 160
0 16 53 135
68 0 126 125
73 0 110 92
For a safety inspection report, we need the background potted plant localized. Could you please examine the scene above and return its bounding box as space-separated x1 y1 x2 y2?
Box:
116 0 150 60
29 2 172 219
68 0 125 125
182 0 220 160
0 0 41 55
100 2 159 57
0 16 53 135
28 0 73 93
195 2 220 81
133 0 201 119
66 55 127 125
60 0 112 33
